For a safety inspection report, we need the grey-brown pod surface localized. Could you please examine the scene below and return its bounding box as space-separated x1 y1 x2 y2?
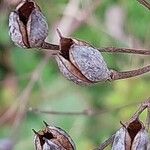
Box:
33 123 76 150
112 119 149 150
9 0 48 48
55 31 111 85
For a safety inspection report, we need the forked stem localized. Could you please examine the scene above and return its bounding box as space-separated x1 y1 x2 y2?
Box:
111 65 150 81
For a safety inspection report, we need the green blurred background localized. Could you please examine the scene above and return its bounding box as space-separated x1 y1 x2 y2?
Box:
0 0 150 149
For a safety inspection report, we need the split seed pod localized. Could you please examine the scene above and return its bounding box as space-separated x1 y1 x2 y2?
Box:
9 0 48 48
112 118 149 150
33 121 76 150
55 30 111 85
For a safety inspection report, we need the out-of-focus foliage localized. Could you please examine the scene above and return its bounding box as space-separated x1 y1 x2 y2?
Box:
0 0 150 150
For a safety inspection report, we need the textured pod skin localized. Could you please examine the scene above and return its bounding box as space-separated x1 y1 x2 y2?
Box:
112 127 130 150
34 126 76 150
9 12 27 48
9 0 48 48
112 119 149 150
55 32 111 85
55 54 91 85
27 9 48 48
70 44 111 82
131 129 149 150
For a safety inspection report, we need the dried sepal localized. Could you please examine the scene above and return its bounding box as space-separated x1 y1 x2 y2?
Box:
112 118 149 150
33 122 76 150
9 0 48 48
55 30 111 85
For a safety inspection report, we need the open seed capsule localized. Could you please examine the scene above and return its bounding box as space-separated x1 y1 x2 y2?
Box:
33 122 76 150
55 30 111 85
9 0 48 48
112 118 149 150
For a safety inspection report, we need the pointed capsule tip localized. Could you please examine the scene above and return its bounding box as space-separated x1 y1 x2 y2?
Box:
56 28 64 39
32 129 39 135
43 121 49 127
120 121 126 128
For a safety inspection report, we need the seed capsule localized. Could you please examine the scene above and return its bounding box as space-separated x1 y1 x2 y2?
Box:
9 0 48 48
112 118 149 150
55 30 111 85
33 122 76 150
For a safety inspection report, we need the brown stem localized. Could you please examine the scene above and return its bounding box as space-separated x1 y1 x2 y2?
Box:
99 47 150 55
111 65 150 81
138 0 150 10
126 97 150 126
39 42 150 56
41 41 59 50
97 134 115 150
29 108 94 116
42 45 150 55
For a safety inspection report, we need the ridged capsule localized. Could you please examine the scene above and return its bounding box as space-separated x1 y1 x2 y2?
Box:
112 118 149 150
33 122 76 150
9 0 48 48
55 30 111 85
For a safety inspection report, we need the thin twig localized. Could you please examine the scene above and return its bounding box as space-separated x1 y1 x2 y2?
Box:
41 42 59 50
99 47 150 55
111 64 150 81
138 0 150 10
40 44 150 56
128 99 149 123
29 108 88 116
29 100 144 117
96 134 115 150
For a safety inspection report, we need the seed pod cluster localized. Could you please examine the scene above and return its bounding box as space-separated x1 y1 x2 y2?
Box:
9 0 48 48
8 0 111 85
33 121 76 150
55 30 111 85
112 118 149 150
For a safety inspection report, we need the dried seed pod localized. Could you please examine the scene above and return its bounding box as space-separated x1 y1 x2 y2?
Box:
9 0 48 48
112 118 149 150
55 30 111 85
33 122 76 150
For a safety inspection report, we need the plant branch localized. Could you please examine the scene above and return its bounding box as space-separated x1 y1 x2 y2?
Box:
41 42 59 50
96 134 115 150
29 108 92 116
128 98 150 123
29 100 144 117
99 47 150 55
111 64 150 81
40 43 150 56
137 0 150 10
